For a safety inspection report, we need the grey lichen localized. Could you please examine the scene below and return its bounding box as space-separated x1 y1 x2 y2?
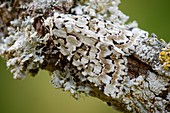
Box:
0 0 170 113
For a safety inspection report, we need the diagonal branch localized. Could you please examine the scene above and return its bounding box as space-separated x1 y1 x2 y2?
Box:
0 0 170 113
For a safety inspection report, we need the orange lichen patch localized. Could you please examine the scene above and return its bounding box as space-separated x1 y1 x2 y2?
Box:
159 48 170 71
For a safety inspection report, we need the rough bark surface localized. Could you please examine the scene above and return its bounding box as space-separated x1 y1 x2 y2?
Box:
0 0 170 113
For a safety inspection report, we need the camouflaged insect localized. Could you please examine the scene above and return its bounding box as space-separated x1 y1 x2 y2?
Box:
0 0 170 113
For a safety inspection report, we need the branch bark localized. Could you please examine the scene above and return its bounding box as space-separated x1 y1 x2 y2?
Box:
0 0 170 113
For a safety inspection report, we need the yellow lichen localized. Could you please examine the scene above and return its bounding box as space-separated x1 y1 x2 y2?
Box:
159 48 170 71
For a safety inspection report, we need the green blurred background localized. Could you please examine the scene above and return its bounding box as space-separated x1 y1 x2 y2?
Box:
0 0 170 113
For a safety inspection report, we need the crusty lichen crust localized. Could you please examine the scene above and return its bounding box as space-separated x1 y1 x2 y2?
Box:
0 0 169 112
159 46 170 71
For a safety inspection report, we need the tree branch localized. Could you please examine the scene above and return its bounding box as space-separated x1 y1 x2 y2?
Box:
0 0 170 112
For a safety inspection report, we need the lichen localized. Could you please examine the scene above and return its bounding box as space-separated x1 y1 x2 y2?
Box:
159 47 170 71
0 0 170 112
